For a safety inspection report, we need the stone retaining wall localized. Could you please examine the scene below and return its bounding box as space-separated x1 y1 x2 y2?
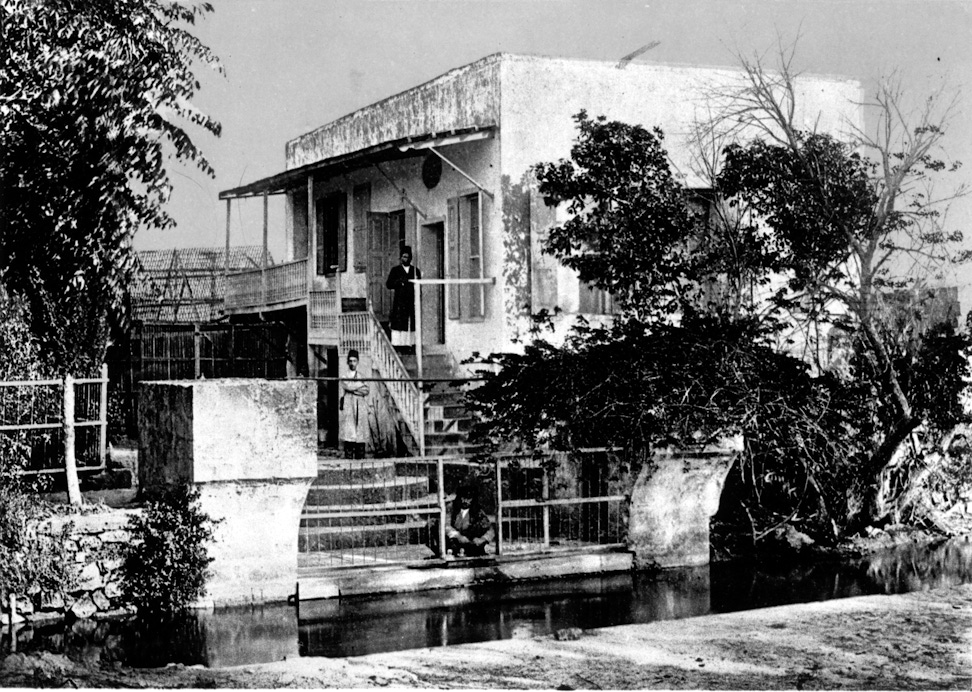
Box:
19 509 142 624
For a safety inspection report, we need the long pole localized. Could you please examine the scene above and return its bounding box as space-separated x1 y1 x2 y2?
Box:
413 280 425 456
224 198 231 280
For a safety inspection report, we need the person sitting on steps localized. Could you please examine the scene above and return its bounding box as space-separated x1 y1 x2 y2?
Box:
445 484 495 557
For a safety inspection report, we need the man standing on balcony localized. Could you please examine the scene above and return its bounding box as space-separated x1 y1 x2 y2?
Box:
341 349 370 459
386 246 421 354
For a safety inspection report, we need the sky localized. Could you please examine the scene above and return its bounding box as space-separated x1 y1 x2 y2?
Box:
140 0 972 286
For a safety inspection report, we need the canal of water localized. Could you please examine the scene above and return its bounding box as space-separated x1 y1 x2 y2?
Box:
4 536 971 668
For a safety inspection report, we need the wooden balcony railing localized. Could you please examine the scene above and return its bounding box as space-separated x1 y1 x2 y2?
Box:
309 290 338 332
225 258 308 310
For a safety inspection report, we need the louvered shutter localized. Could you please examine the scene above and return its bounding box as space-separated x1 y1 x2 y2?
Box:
530 184 559 310
447 196 460 319
352 184 370 272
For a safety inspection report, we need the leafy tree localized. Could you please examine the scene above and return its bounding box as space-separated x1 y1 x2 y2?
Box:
534 112 701 323
467 50 970 543
709 48 970 526
0 0 222 372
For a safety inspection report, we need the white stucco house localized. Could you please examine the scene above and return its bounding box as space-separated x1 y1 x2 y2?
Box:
218 53 863 454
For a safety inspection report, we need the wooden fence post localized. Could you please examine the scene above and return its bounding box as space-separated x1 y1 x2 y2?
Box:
495 457 503 556
62 375 82 506
437 457 447 559
99 363 108 468
542 466 551 549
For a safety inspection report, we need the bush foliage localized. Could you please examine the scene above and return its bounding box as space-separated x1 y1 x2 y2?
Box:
123 485 216 617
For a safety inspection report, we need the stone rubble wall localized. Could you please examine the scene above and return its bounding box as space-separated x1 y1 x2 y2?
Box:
21 509 142 624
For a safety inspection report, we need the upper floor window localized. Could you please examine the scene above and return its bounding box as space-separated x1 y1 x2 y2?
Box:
578 280 614 315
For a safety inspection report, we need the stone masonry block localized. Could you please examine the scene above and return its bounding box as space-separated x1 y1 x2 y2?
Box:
139 379 317 488
628 437 742 569
138 379 317 606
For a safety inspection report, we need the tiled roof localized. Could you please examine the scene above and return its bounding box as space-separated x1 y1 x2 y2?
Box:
131 247 270 323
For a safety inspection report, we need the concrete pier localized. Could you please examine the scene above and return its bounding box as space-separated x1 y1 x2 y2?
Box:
138 379 317 606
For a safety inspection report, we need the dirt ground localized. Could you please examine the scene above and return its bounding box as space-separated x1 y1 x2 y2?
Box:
2 583 971 689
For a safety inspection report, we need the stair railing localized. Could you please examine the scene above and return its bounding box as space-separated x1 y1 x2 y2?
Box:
340 310 424 455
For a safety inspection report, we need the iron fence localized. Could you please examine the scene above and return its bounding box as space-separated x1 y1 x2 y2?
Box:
298 449 627 569
0 366 109 504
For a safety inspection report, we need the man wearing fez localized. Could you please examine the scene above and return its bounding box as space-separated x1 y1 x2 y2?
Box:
386 246 421 354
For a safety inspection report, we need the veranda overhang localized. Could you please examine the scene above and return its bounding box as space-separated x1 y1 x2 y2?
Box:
218 127 494 200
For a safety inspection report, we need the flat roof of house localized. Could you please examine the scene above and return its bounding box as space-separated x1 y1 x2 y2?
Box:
219 52 860 200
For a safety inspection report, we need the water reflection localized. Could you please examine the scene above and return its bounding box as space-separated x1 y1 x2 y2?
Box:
4 536 971 666
298 536 972 658
4 602 297 669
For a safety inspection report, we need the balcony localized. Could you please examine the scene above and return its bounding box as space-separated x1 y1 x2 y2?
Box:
225 258 308 312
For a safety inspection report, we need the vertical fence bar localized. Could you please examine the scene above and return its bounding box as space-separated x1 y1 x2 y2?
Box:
63 375 81 506
437 457 447 558
98 363 108 467
193 324 202 379
495 457 503 556
542 466 550 549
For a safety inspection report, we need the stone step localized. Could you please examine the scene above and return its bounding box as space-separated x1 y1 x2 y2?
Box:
305 476 432 506
302 493 439 517
425 391 465 408
426 403 468 420
298 519 430 552
424 431 466 446
315 460 400 484
423 442 485 457
426 417 473 434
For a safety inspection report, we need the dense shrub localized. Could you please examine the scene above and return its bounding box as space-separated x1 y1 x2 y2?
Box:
123 485 216 617
0 472 72 605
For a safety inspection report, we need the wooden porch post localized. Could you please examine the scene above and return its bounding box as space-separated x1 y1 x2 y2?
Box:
262 191 269 306
224 198 231 279
306 175 316 376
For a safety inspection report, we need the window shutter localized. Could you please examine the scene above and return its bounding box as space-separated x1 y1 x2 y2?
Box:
458 194 472 319
352 184 370 272
337 192 348 273
447 196 460 319
530 185 558 310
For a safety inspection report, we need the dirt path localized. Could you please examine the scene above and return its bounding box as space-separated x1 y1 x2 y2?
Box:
3 584 971 689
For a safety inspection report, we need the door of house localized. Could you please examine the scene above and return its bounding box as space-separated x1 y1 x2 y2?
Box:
420 222 445 345
367 212 404 323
